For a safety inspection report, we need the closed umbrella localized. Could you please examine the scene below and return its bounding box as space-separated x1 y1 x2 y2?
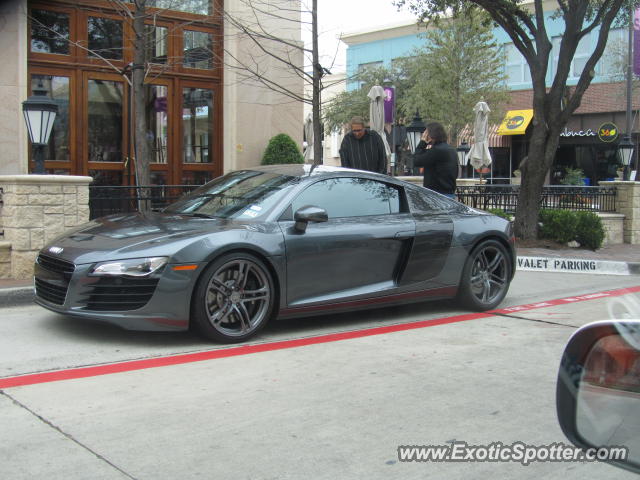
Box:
468 100 492 170
367 85 391 157
303 112 313 162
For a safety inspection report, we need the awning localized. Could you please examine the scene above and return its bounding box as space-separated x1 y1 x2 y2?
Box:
497 109 534 135
457 123 509 148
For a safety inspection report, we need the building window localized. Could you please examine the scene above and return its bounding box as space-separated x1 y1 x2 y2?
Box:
88 79 123 162
551 29 621 80
149 0 213 15
183 87 213 163
357 61 383 73
147 85 169 164
88 17 123 60
504 43 530 85
30 9 70 55
146 26 168 63
599 28 626 77
183 30 213 69
31 75 70 161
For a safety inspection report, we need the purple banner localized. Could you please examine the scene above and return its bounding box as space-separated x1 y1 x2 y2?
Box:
635 7 640 76
383 86 395 124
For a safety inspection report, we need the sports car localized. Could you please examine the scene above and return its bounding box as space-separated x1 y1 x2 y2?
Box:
34 164 516 343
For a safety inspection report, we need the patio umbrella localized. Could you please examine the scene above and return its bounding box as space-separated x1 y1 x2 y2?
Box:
367 85 391 157
303 112 314 162
468 100 492 170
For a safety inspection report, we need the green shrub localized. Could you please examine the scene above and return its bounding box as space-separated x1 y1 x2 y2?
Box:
261 133 304 165
486 208 511 220
539 209 578 244
575 211 605 250
539 209 605 250
560 167 585 186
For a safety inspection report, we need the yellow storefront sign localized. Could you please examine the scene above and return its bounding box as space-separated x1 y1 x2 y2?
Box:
497 109 534 135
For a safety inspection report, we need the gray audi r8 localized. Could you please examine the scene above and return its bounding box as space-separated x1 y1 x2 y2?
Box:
34 165 516 343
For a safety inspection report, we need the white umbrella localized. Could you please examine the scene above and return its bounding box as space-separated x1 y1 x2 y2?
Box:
468 100 492 170
303 112 314 162
367 85 391 157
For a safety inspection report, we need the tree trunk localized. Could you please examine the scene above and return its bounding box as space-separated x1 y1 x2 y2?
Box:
132 0 150 209
514 116 561 240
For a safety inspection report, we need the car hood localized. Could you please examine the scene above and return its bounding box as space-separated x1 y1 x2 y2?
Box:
43 212 243 264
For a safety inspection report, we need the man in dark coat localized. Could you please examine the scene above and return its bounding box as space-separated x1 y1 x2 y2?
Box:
339 116 387 174
412 122 458 198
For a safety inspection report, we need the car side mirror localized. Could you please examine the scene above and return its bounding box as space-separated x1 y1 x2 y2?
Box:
556 320 640 474
293 205 328 233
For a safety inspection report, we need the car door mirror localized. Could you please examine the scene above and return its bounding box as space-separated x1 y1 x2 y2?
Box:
293 205 328 233
556 320 640 474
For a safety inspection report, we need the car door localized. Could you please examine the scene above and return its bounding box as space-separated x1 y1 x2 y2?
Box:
279 177 415 306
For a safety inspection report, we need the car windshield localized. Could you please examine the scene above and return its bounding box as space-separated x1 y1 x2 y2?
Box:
164 170 298 219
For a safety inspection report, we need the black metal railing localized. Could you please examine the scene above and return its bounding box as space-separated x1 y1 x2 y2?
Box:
89 183 618 220
455 185 617 213
89 185 200 219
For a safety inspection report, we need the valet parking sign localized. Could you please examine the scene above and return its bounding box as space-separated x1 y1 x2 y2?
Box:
517 256 630 275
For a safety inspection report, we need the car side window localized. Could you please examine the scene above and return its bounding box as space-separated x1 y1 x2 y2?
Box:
406 184 456 213
291 177 400 218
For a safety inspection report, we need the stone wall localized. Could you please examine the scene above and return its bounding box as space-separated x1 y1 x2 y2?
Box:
0 175 92 279
600 181 640 244
598 213 624 246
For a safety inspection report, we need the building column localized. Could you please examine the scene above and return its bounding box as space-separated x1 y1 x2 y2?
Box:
600 181 640 244
0 0 28 175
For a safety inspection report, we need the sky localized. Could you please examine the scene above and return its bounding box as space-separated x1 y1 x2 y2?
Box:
302 0 418 73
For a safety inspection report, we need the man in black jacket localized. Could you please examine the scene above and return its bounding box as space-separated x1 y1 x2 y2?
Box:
339 117 387 174
413 122 458 198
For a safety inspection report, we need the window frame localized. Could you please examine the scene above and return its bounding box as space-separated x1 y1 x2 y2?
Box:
290 176 404 220
28 4 76 60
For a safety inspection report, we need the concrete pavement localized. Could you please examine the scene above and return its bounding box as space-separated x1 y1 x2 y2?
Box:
1 275 639 479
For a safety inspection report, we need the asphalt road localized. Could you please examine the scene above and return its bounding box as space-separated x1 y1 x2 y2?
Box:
1 271 639 479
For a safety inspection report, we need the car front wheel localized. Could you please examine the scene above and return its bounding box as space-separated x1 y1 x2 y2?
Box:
193 253 275 343
457 240 511 311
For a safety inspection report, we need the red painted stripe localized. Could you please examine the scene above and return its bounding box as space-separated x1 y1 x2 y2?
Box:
1 285 639 389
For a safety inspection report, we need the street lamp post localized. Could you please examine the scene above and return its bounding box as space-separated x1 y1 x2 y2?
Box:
406 110 426 154
22 80 58 174
456 141 470 177
618 135 635 181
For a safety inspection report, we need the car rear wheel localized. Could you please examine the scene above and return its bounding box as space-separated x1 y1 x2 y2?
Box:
457 240 511 311
193 253 274 343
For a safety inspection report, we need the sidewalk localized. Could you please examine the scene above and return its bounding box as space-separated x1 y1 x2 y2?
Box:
1 243 639 308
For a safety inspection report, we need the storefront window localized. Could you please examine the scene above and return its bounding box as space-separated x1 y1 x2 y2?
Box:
182 87 213 163
88 79 123 163
31 75 70 161
147 85 169 163
89 169 124 186
88 17 123 60
31 9 70 55
146 26 168 63
183 30 213 69
150 171 167 185
181 171 211 185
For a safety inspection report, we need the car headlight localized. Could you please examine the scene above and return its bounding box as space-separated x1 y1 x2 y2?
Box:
91 257 168 277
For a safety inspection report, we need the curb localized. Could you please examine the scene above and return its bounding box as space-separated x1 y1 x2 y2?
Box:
1 286 35 308
516 256 640 276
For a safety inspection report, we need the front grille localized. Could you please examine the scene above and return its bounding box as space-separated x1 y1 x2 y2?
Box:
34 253 75 305
37 254 75 275
34 277 68 305
80 277 159 311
